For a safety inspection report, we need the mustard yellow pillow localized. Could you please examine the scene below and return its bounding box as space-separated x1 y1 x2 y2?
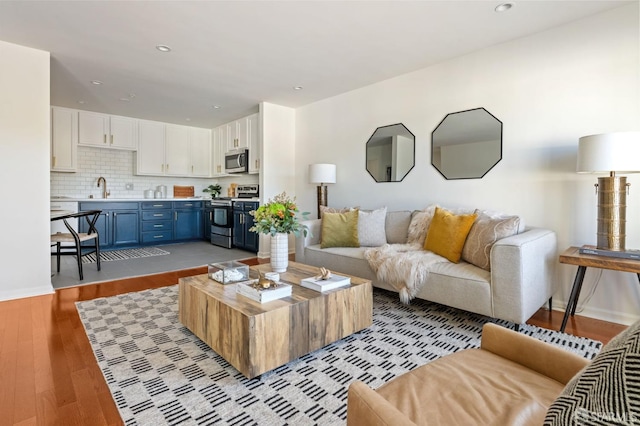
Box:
424 207 477 263
321 210 360 248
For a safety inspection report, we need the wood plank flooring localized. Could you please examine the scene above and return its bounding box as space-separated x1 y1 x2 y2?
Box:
0 258 628 426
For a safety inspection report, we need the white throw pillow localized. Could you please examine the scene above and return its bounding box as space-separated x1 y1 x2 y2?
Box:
358 207 387 247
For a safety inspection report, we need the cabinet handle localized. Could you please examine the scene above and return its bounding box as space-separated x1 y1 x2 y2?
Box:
174 212 177 220
154 224 163 228
153 204 163 207
114 212 117 217
191 165 194 173
153 213 163 217
103 134 107 144
154 235 163 239
209 212 212 221
161 164 164 172
110 135 114 145
166 164 169 171
52 156 56 167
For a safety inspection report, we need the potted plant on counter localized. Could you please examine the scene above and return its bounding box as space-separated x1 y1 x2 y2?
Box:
203 184 222 199
249 192 309 272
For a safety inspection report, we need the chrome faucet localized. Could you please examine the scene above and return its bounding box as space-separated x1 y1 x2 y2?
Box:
97 176 110 198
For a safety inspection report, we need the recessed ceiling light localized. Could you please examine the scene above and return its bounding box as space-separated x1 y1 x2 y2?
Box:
90 80 103 85
212 105 221 109
77 100 85 104
128 93 136 98
156 45 171 52
293 86 303 90
119 97 131 102
185 118 191 122
494 3 513 12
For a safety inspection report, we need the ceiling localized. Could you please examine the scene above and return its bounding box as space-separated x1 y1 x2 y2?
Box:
0 1 631 129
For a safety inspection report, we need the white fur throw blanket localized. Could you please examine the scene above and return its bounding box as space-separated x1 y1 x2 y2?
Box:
364 243 448 304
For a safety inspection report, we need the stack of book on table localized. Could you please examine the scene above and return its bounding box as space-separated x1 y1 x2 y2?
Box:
579 245 640 260
301 274 351 292
236 280 292 303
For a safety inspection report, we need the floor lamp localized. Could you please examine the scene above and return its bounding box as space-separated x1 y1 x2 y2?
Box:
309 164 337 218
577 132 640 251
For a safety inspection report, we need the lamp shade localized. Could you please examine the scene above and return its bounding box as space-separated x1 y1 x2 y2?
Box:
577 131 640 173
309 163 337 184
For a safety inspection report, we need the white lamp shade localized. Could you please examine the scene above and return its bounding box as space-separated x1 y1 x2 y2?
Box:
577 131 640 173
309 163 337 184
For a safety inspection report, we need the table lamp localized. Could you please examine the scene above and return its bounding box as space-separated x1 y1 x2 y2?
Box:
577 131 640 251
309 163 337 218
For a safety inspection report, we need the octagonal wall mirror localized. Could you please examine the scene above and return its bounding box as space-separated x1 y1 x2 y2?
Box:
431 108 502 180
366 123 415 182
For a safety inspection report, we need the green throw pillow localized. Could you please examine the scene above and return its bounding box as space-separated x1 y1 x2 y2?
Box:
321 210 360 248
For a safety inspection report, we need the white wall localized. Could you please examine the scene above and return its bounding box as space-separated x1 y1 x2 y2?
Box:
294 5 640 324
258 102 296 257
0 41 53 301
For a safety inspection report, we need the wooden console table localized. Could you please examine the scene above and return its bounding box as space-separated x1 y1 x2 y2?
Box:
559 246 640 332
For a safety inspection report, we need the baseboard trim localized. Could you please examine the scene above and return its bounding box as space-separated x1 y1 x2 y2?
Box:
0 284 54 302
552 300 637 326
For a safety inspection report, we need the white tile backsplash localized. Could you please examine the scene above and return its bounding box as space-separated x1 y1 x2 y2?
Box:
51 146 258 198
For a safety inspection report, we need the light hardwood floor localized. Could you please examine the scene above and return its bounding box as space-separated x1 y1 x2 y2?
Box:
0 258 628 426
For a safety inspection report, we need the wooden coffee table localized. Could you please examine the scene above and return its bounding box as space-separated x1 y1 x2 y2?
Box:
178 261 373 378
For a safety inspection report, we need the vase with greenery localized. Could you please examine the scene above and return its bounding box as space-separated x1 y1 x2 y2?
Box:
249 192 309 272
203 184 222 199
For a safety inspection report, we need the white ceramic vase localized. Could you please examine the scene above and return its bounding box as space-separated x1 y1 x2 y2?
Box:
270 232 288 273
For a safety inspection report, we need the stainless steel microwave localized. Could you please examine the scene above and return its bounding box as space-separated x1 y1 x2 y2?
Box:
225 149 249 173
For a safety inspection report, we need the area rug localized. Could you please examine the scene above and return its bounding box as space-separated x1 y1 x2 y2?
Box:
76 286 602 426
82 247 170 264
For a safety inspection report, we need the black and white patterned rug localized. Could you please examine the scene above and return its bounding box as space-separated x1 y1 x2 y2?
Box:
76 286 602 426
82 247 170 264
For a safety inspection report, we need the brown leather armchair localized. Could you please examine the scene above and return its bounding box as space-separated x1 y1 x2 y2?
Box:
347 323 589 425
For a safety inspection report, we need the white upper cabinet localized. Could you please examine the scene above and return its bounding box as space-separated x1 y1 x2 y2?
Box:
136 121 210 178
136 120 166 175
190 127 211 177
247 113 260 174
165 124 191 176
51 106 77 172
211 127 228 178
78 111 137 150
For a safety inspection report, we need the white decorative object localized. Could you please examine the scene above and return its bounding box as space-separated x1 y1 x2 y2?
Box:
270 232 289 272
208 260 249 284
301 273 351 292
236 280 292 303
265 272 280 282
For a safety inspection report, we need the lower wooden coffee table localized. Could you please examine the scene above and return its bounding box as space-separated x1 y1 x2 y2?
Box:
178 261 373 378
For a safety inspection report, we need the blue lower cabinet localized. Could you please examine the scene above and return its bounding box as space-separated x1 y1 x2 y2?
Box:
233 201 259 253
79 202 139 250
141 201 173 244
173 201 203 241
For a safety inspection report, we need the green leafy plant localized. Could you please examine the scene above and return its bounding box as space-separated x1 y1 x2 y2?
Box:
203 184 222 198
249 192 309 236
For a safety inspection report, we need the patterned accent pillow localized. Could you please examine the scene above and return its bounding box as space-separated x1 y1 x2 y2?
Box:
407 205 438 246
424 207 477 263
358 207 387 247
544 319 640 425
461 211 521 271
319 205 359 218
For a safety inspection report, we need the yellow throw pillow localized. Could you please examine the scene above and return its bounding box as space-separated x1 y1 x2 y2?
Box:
424 207 477 263
321 209 360 248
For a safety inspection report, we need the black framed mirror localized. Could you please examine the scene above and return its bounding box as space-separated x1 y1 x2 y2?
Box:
366 123 415 182
431 108 502 180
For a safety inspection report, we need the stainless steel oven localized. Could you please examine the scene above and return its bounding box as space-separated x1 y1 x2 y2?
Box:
210 198 233 248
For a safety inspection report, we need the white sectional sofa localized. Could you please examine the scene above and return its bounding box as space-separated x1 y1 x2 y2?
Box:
295 208 558 326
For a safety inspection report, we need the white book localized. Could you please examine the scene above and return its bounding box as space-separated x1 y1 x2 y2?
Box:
236 280 292 303
300 274 351 292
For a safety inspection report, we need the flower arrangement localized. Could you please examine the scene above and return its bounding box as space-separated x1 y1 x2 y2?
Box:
249 192 309 236
203 184 222 198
